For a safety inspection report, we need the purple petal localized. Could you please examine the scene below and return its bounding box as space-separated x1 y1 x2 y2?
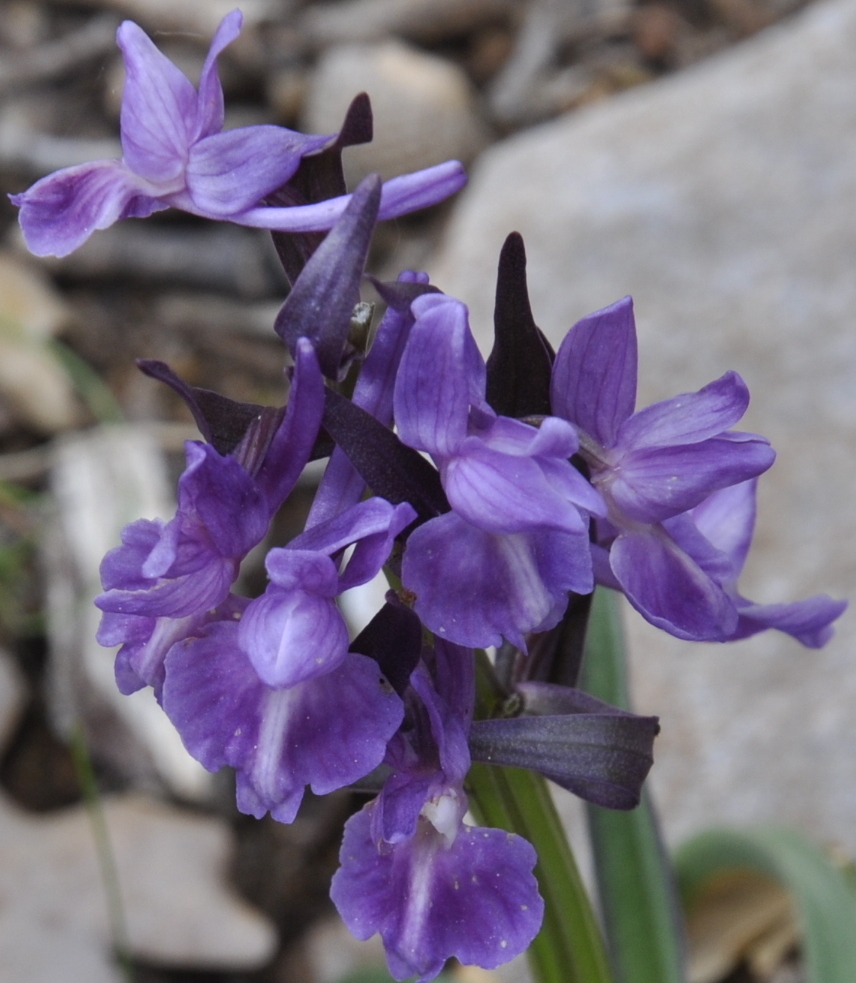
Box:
175 441 270 560
376 160 467 220
233 160 467 232
163 621 403 823
117 19 196 183
395 295 485 455
307 272 430 527
432 637 476 736
331 805 543 982
95 550 236 618
551 297 637 446
11 160 161 257
661 511 736 584
442 443 588 535
730 594 847 647
98 518 163 591
477 414 577 458
616 371 750 450
238 576 349 688
255 338 325 512
402 512 592 649
539 457 608 517
409 663 471 785
609 435 775 523
185 126 333 217
192 10 242 141
288 497 415 588
373 770 437 844
610 528 738 641
691 479 757 575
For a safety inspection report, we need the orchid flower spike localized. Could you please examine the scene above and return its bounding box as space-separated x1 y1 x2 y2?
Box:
10 10 467 258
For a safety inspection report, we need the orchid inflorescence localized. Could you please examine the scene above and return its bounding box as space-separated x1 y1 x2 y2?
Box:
11 11 846 982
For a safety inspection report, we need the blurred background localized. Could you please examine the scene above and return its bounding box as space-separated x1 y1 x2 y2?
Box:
0 0 851 980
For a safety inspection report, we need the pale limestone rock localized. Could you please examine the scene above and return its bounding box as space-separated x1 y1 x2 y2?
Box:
0 794 277 982
430 0 856 852
45 424 213 799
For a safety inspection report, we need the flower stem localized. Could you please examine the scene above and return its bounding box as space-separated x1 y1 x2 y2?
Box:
582 588 687 983
467 651 614 983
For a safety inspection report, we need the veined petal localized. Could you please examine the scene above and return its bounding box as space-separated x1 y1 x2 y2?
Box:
98 518 164 592
117 20 196 182
264 547 340 594
478 414 578 459
395 295 485 455
185 126 333 217
163 621 403 823
95 551 236 618
255 338 325 512
609 435 775 523
332 805 543 982
691 479 757 575
192 9 242 141
443 444 587 534
731 594 847 648
289 497 414 579
551 296 637 446
176 441 270 560
402 512 592 649
376 160 467 220
539 457 608 517
616 371 750 449
232 160 467 232
11 159 161 258
610 527 738 641
238 585 348 688
307 271 431 528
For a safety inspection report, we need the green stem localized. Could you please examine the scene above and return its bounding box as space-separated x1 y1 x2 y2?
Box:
69 725 135 983
468 652 614 983
581 588 686 983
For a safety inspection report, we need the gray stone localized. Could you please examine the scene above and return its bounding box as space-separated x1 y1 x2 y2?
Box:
302 40 488 186
0 794 277 983
45 425 213 800
431 0 856 853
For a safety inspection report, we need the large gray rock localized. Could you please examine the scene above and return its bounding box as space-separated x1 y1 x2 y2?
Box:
431 0 856 852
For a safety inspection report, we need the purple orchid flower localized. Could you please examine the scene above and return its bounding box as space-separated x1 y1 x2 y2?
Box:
394 293 606 650
96 338 324 696
549 295 823 642
162 606 405 823
331 638 543 981
238 497 417 688
691 479 846 646
161 496 414 821
10 10 466 258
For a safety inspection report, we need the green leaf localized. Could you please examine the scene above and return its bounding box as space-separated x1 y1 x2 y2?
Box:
581 588 687 983
675 826 856 983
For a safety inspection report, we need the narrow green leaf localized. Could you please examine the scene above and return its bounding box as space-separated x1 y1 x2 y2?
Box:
675 826 856 983
468 651 614 983
581 588 687 983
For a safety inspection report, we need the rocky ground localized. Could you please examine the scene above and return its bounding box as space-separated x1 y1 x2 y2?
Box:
0 0 846 979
